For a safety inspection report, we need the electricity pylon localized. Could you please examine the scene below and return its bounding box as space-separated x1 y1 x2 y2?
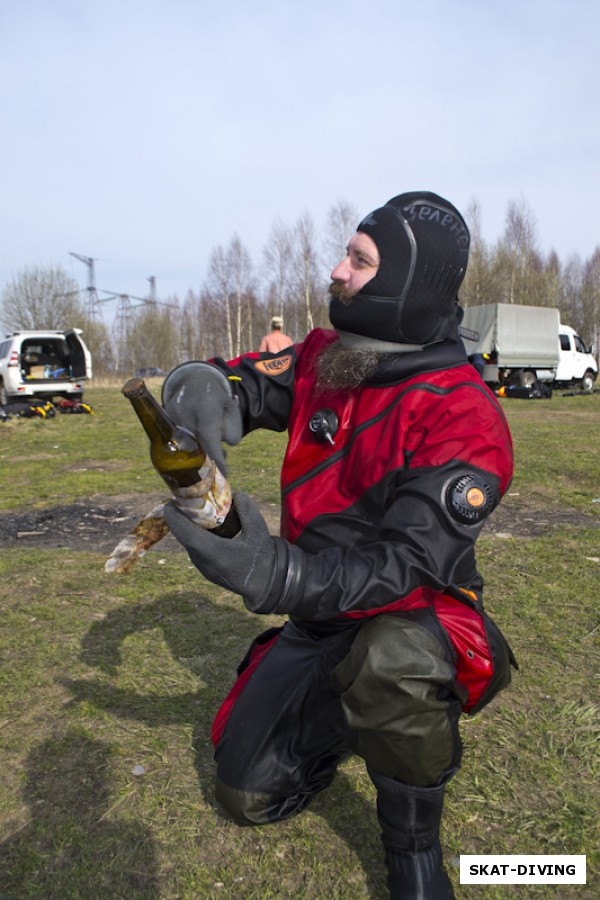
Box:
69 252 101 322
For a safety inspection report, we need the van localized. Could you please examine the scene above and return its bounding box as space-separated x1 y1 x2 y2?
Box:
0 329 92 406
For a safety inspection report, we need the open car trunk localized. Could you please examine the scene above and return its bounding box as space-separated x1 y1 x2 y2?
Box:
22 333 88 383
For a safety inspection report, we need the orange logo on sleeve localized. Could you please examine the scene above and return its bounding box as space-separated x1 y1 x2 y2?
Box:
254 354 293 376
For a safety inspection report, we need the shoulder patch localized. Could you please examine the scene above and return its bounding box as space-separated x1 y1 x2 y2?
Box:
254 354 293 376
446 473 496 524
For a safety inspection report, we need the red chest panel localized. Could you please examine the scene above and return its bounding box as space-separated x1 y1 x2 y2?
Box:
280 331 512 543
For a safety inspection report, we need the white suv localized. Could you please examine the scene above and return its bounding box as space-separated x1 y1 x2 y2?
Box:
0 329 92 406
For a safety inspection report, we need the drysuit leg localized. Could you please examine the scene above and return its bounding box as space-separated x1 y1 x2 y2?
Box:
212 619 360 826
331 609 464 898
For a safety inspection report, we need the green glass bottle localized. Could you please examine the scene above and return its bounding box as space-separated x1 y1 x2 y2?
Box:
122 377 240 537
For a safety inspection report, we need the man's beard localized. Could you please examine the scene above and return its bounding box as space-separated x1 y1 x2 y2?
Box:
316 340 383 391
318 282 383 390
329 281 354 305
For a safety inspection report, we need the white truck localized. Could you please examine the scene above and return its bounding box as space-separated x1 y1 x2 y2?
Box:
461 304 598 392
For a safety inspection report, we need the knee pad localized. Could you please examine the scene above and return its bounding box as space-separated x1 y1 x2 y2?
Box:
331 610 464 783
215 778 274 826
215 777 314 827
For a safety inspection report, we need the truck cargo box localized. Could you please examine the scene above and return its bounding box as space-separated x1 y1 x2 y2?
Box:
461 304 560 368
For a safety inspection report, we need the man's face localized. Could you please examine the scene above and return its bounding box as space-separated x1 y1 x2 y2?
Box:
330 232 380 300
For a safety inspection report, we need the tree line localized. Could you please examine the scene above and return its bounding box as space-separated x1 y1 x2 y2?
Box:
2 196 599 379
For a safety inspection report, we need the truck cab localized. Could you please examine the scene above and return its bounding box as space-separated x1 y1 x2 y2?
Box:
555 326 598 392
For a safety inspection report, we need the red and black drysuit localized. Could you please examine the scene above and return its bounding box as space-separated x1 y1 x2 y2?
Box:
206 327 515 826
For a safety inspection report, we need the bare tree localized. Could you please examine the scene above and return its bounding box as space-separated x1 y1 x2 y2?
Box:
293 212 320 336
177 289 201 363
0 262 119 377
208 246 234 359
501 196 540 304
581 248 600 353
227 234 253 356
561 254 584 332
126 303 181 376
263 219 294 325
0 264 85 330
82 317 115 378
323 199 359 270
462 196 492 307
544 250 562 309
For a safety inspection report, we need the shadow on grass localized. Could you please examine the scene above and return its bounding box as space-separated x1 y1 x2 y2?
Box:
61 591 387 896
61 592 257 811
0 729 160 898
311 769 387 897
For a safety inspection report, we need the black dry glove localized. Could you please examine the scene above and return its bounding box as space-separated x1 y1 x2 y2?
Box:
163 493 306 615
161 362 243 475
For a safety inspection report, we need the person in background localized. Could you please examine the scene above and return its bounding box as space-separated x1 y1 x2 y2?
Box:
161 191 516 899
259 315 293 353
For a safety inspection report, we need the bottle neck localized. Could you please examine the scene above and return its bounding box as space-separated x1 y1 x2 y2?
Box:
122 378 176 443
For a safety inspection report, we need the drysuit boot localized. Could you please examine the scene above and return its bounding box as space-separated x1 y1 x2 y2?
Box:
369 769 454 899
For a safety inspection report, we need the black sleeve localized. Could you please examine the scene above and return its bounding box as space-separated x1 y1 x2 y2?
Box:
269 461 501 621
210 347 297 434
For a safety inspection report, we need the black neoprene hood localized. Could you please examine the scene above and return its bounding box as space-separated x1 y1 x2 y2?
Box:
329 191 470 344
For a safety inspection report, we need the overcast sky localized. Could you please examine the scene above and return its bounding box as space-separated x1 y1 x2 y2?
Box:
1 0 599 312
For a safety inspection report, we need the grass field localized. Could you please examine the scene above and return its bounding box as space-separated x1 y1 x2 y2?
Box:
0 385 598 898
